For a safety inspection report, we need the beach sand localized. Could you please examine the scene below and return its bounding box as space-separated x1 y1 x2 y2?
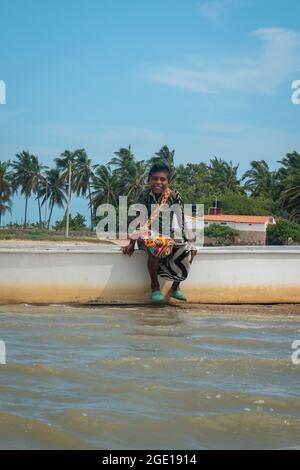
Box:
0 238 128 246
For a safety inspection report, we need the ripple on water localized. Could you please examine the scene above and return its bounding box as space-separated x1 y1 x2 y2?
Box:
0 305 300 449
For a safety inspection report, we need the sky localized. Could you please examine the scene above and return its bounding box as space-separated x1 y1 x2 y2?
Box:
0 0 300 224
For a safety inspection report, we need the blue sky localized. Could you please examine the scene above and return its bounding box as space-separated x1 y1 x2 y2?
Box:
1 0 300 224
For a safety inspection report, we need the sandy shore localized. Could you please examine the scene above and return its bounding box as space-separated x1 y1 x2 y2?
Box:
0 238 125 246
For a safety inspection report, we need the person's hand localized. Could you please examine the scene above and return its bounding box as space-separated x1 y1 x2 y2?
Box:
190 248 197 263
121 242 135 256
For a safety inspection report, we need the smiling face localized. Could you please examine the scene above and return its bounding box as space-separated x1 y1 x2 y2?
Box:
148 170 170 195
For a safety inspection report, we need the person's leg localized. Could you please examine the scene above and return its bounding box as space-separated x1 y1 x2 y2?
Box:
170 280 186 300
171 247 195 293
147 253 161 291
171 281 180 292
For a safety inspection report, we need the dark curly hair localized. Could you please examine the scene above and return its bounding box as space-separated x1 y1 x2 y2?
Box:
148 162 171 181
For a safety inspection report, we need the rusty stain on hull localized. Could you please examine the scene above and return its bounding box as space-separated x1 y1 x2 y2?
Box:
1 283 300 304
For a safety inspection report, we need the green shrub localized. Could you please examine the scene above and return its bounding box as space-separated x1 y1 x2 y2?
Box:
53 213 88 231
267 219 300 245
205 223 240 238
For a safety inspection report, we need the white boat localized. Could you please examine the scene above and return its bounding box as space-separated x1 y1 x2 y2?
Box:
0 243 299 304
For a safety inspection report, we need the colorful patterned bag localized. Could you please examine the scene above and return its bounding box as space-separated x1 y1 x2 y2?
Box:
138 189 175 258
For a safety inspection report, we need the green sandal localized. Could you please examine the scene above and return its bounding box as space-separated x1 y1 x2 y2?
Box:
151 290 165 303
170 290 187 301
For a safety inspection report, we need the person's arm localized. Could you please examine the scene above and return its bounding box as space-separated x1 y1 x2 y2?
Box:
121 238 136 256
174 192 197 261
174 192 196 244
121 189 146 256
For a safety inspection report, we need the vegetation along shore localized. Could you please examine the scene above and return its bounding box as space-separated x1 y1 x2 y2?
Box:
0 146 300 245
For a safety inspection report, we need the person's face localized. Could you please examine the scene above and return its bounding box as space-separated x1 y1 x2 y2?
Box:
149 171 169 195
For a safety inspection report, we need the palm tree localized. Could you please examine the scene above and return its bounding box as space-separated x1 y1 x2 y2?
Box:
12 151 31 226
124 159 147 202
173 162 210 201
39 168 67 228
109 146 147 202
148 145 175 168
109 146 136 178
55 149 77 196
55 149 77 233
148 145 176 180
242 160 276 198
0 160 13 227
72 149 94 231
12 152 47 227
91 164 118 208
207 157 243 195
277 152 300 221
0 193 12 227
30 155 48 226
54 150 77 177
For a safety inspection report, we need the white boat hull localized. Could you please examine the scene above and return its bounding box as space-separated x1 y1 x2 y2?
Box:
0 244 299 304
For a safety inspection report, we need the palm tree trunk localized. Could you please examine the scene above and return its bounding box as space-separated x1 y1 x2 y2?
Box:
24 196 28 228
63 191 72 219
37 196 42 227
88 180 93 232
47 202 54 229
0 212 2 228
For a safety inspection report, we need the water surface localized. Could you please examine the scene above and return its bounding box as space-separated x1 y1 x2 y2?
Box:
0 304 299 449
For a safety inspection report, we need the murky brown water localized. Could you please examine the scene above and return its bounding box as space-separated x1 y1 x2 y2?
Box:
0 304 300 449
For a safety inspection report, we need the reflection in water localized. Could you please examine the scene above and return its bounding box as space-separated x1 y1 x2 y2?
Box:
130 307 184 338
0 304 300 449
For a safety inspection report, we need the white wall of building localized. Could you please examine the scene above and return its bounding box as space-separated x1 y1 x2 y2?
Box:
204 221 267 232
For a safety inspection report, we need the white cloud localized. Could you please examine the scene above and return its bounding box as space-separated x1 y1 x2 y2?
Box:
144 27 300 95
198 0 233 24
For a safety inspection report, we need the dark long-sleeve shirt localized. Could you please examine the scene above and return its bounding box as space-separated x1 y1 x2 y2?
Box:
131 187 195 244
